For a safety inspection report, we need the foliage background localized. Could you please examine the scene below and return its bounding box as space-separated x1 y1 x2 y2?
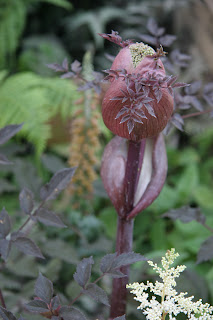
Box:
0 0 213 319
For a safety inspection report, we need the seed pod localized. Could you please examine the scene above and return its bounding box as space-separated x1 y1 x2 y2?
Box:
102 43 174 141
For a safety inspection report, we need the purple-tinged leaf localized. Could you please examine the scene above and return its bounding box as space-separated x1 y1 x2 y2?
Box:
0 239 11 261
46 63 65 72
120 115 130 124
12 237 44 259
0 124 23 145
19 188 34 215
166 75 178 87
197 236 213 264
190 97 203 111
105 270 126 278
178 103 191 110
146 18 158 35
172 82 189 88
51 296 60 310
0 154 12 165
40 167 76 202
83 283 110 306
138 34 157 46
144 104 156 117
153 88 162 103
73 256 94 288
113 315 126 320
0 307 17 320
61 72 75 79
173 113 184 124
71 60 82 74
185 81 201 95
100 252 146 274
35 273 53 303
171 118 184 131
0 208 11 238
131 116 143 124
110 96 123 101
24 300 49 313
162 206 206 224
35 208 66 228
62 58 69 71
115 108 128 120
156 27 165 37
159 35 176 47
134 109 147 118
127 119 134 134
59 306 87 320
203 82 213 106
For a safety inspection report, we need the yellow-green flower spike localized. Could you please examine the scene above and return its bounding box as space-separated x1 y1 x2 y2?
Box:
129 42 155 68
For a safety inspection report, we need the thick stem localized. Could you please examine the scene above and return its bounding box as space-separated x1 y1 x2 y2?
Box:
110 217 134 319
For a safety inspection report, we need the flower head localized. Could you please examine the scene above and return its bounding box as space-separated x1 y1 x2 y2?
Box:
127 249 213 319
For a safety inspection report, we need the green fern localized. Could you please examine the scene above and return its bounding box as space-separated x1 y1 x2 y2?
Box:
0 72 81 155
0 0 71 69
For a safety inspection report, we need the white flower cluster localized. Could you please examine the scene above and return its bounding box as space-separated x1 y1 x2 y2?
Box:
127 248 213 320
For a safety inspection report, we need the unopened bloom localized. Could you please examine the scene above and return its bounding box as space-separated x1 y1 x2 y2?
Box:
102 42 174 141
127 249 213 319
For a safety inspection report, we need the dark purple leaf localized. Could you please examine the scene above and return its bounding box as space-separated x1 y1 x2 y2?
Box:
59 306 87 320
162 206 206 224
40 167 76 201
172 82 189 88
173 113 184 124
100 252 146 274
185 81 201 95
0 239 11 261
61 72 75 79
144 104 156 117
0 208 11 238
19 188 34 215
71 60 82 74
127 119 134 134
113 316 126 320
51 296 60 310
166 76 178 87
120 115 130 124
115 108 128 119
0 307 17 320
0 154 13 165
83 283 110 306
178 103 191 110
134 109 147 118
146 18 158 35
24 300 49 313
35 273 53 304
159 35 176 47
171 119 184 131
35 208 66 228
104 270 126 278
46 63 65 72
138 34 157 46
73 256 94 288
0 124 23 145
153 88 162 103
197 236 213 264
203 82 213 106
62 58 69 71
12 237 44 259
190 97 203 111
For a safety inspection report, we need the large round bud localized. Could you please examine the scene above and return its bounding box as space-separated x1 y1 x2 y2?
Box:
102 43 174 141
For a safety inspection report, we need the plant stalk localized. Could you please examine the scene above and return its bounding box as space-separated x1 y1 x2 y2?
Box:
110 140 145 319
0 289 6 308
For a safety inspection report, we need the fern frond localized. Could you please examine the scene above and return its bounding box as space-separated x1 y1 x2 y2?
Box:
0 72 81 155
40 0 72 9
0 0 26 67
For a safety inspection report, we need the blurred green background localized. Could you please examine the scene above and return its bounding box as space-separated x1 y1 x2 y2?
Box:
0 0 213 319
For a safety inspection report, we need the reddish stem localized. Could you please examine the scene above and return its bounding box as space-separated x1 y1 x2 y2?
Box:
109 217 134 319
109 139 145 318
182 108 213 119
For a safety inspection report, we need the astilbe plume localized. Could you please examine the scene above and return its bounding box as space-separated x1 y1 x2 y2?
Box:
68 95 100 200
127 249 213 320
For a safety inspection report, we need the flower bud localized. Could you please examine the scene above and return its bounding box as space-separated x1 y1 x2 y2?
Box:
102 43 174 141
101 134 167 218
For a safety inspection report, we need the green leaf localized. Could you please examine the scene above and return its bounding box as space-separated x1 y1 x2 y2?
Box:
193 185 213 209
176 164 199 204
41 0 72 9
